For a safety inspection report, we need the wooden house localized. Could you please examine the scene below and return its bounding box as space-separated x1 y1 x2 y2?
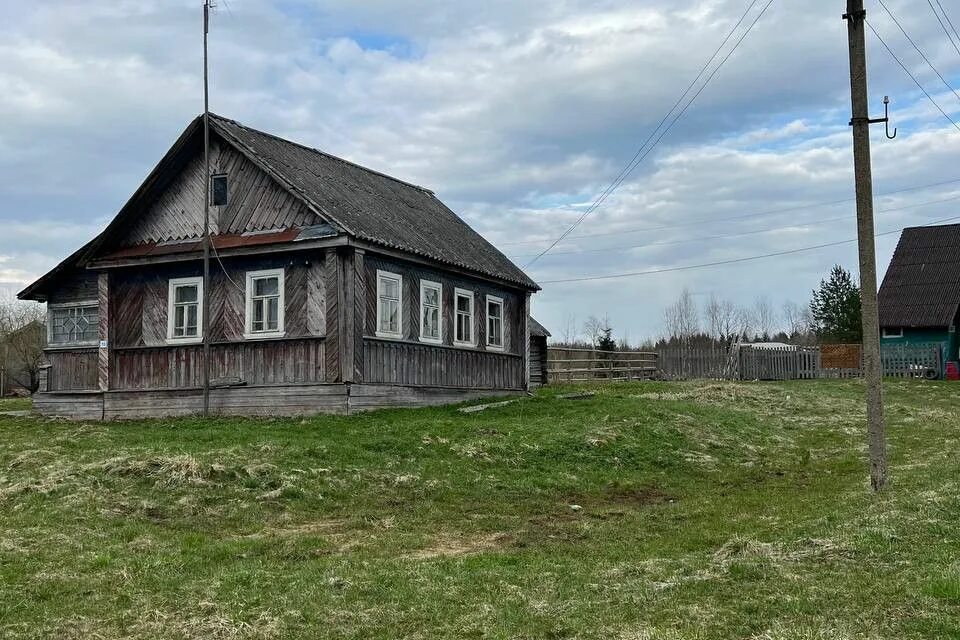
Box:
18 114 540 419
878 223 960 362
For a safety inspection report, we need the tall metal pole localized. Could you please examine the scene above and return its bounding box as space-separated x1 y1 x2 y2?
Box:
202 0 212 416
844 0 887 491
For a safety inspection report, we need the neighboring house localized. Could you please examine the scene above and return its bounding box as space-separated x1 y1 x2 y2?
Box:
528 317 551 387
878 223 960 361
18 114 540 419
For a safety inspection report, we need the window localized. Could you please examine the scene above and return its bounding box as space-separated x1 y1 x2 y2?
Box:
420 280 442 343
881 327 903 338
167 277 203 342
454 288 474 346
245 269 285 338
486 295 504 350
48 302 98 346
210 174 228 207
376 270 403 339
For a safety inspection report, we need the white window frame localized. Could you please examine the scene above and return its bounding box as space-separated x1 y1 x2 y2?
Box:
419 280 443 344
244 268 286 339
485 294 505 351
166 277 203 344
454 288 475 347
376 270 403 339
47 300 99 347
881 327 903 339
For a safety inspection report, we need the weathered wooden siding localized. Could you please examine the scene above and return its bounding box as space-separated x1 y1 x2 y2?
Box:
45 349 99 391
33 392 104 420
33 384 518 419
363 338 524 389
47 270 99 305
103 384 349 419
111 338 326 390
109 252 326 348
362 254 524 354
120 138 317 246
529 335 548 386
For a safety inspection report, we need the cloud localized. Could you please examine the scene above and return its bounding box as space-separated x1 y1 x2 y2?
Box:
2 0 960 338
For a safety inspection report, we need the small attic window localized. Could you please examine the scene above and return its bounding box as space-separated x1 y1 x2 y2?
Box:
210 174 228 206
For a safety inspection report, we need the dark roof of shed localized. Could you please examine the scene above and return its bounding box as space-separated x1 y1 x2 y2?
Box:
878 224 960 328
19 113 538 300
529 316 551 337
210 115 538 290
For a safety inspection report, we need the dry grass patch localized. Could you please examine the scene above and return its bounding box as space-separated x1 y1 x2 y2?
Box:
405 531 512 559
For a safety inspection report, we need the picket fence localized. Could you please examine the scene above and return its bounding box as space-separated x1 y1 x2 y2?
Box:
547 343 944 383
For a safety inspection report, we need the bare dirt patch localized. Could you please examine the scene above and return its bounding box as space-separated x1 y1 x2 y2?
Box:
405 531 512 560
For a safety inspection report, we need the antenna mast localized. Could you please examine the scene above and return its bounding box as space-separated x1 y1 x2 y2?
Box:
202 0 212 416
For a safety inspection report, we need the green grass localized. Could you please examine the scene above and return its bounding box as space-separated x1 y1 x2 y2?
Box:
1 380 959 639
0 397 31 412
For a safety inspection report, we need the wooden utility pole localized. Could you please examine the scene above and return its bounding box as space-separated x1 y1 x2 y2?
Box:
202 0 212 416
844 0 887 491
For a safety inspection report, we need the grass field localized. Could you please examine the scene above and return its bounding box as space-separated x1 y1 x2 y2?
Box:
1 380 959 639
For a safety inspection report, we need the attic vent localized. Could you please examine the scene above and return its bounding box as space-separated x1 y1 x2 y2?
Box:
210 174 228 206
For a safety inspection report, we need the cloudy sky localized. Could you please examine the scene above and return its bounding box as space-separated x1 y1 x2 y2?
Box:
2 0 959 341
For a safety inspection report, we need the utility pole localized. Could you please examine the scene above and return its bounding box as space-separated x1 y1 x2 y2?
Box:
844 0 887 491
202 0 212 416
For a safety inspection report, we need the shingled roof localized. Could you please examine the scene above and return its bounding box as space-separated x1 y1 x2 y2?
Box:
20 113 538 300
211 115 537 290
878 223 960 328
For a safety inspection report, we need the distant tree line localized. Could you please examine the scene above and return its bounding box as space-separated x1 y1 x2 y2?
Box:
551 265 863 350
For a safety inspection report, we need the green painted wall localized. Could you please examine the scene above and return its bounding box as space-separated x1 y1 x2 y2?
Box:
881 327 958 362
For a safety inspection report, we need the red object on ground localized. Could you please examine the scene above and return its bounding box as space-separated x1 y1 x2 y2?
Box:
946 362 959 381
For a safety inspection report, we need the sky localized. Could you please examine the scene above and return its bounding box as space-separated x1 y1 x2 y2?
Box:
2 0 959 342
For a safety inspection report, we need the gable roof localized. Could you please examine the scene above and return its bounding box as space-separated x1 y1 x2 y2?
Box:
210 115 536 290
878 223 960 328
529 316 551 337
20 113 538 300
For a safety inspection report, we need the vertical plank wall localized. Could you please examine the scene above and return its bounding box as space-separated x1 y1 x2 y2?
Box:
360 253 526 390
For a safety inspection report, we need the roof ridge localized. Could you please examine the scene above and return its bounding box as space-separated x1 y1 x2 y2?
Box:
207 113 435 196
904 222 960 230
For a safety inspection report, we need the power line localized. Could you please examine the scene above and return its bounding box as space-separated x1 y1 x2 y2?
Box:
499 175 960 247
510 192 960 260
927 0 960 60
523 0 775 268
933 0 960 55
537 214 960 284
876 0 960 104
865 19 960 131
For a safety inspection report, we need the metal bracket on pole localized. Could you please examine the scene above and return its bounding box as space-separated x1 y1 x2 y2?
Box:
848 96 897 139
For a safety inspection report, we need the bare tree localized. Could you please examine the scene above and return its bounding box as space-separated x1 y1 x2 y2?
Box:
560 312 579 344
751 295 778 339
0 297 46 394
663 288 699 341
704 295 739 341
782 300 813 339
582 314 612 347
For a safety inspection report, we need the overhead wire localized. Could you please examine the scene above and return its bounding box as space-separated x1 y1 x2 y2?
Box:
865 19 960 131
523 0 775 268
509 192 960 260
537 214 960 285
926 0 960 60
876 0 960 104
499 176 960 247
933 0 960 54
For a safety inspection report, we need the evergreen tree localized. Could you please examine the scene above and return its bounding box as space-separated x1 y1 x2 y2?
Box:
809 265 862 343
597 326 616 352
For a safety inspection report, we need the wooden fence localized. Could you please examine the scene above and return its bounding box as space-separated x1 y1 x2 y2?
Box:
547 347 657 383
546 343 944 383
